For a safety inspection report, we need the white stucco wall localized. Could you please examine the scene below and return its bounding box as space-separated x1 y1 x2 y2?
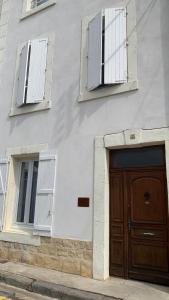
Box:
0 0 169 241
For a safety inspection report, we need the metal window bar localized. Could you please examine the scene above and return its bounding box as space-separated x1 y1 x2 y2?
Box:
31 0 48 9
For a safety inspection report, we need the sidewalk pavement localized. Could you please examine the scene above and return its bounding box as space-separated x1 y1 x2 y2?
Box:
0 261 169 300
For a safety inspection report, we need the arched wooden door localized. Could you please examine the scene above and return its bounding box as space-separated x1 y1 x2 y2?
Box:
109 146 169 285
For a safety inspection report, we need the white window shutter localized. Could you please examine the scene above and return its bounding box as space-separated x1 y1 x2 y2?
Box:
104 8 127 84
17 42 30 107
0 158 8 231
34 153 56 235
26 38 48 104
87 12 103 91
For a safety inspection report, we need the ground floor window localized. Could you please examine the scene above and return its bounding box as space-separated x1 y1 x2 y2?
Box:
0 148 56 238
16 160 39 226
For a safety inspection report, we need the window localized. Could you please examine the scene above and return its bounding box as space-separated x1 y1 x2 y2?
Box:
17 38 48 107
10 34 54 116
79 0 138 102
87 8 127 91
16 160 39 225
31 0 49 9
0 149 56 237
21 0 56 20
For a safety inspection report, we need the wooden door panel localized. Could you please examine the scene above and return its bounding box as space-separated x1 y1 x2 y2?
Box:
111 224 123 236
129 174 166 224
110 174 123 222
110 172 125 277
110 239 124 276
127 169 169 283
130 242 168 272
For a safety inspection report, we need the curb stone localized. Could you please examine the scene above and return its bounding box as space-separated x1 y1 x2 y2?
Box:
0 271 122 300
0 271 33 291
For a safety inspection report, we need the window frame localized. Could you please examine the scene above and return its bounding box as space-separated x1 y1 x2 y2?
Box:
78 0 138 102
13 158 39 230
21 0 56 20
10 33 55 117
31 0 49 9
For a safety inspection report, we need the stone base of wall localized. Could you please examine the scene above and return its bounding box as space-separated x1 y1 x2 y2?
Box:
0 238 93 278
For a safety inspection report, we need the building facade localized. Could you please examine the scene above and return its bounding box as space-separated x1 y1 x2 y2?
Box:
0 0 169 284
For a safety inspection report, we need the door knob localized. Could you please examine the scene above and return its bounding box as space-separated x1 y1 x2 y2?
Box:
144 192 151 205
144 192 150 200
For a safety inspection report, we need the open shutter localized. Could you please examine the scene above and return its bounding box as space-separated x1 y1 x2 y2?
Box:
34 153 56 235
104 8 127 84
26 38 48 104
17 42 30 107
0 158 8 231
87 12 103 91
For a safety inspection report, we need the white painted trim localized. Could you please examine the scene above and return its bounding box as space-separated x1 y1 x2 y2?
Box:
93 127 169 280
0 231 40 246
79 0 138 102
6 144 48 157
21 0 56 20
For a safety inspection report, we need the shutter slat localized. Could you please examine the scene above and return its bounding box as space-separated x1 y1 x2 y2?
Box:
0 158 8 231
17 42 30 107
34 153 56 235
26 38 48 103
87 12 103 91
104 8 127 84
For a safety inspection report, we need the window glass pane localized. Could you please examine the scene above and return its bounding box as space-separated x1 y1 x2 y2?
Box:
31 0 48 9
111 147 165 169
17 162 29 223
29 161 39 224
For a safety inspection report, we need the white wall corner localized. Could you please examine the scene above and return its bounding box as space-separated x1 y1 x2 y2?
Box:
93 136 109 280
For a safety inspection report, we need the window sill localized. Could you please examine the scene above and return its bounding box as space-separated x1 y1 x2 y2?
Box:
78 80 139 102
0 230 41 246
21 0 57 20
9 100 51 117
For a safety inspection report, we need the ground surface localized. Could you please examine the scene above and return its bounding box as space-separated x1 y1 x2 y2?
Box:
0 262 169 300
0 283 57 300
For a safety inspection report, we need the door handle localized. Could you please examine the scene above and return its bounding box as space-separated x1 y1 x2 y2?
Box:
142 232 155 236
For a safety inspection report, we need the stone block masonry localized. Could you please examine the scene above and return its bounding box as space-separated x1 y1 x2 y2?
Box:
0 238 93 278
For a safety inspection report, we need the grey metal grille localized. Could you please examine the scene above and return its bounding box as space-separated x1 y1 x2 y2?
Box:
31 0 48 9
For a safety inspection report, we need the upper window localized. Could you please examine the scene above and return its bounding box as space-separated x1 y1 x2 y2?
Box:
17 38 48 107
31 0 49 9
88 8 127 91
21 0 56 20
79 0 138 102
10 33 54 116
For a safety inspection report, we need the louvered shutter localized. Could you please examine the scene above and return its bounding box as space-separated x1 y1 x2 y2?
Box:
104 8 127 84
26 38 48 104
17 42 30 107
87 12 103 91
0 158 8 231
34 153 56 235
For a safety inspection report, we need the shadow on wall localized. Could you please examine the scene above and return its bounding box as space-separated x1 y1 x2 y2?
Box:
160 0 169 125
52 78 108 147
128 0 160 129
